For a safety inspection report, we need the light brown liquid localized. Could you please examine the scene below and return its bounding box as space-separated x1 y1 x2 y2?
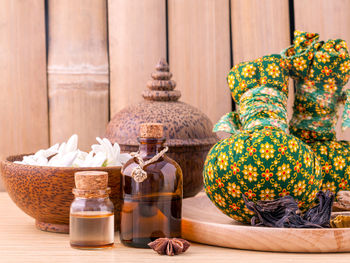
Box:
70 211 114 250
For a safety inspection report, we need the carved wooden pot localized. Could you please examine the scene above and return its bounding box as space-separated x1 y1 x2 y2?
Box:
1 154 122 233
105 59 218 198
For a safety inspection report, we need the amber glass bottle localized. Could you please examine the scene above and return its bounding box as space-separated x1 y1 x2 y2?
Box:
120 123 183 248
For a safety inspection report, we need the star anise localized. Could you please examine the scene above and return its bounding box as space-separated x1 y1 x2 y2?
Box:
148 238 190 256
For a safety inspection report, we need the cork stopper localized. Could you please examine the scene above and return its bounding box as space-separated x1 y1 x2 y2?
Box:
142 58 181 102
74 171 108 190
140 123 164 138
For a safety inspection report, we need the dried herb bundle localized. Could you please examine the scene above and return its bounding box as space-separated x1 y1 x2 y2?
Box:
243 191 334 228
303 191 334 227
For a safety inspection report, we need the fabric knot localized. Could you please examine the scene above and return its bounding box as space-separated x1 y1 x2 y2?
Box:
238 86 288 133
213 112 242 134
227 54 289 103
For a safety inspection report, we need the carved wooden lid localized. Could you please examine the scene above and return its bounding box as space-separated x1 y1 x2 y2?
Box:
74 171 108 190
142 58 181 101
106 59 218 147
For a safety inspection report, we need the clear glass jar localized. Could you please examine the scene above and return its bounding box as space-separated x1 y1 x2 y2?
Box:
70 184 114 249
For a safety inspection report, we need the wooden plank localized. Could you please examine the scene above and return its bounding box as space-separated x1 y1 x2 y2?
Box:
231 0 293 119
0 0 48 190
0 193 350 263
294 0 350 140
108 0 166 117
48 0 109 151
231 0 290 63
2 192 350 261
294 0 350 42
168 0 231 124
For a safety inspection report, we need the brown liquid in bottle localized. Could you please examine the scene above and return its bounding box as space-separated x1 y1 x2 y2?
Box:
121 194 181 247
120 123 183 248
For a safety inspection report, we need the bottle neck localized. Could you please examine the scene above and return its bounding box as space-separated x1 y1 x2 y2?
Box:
72 188 111 198
138 137 166 158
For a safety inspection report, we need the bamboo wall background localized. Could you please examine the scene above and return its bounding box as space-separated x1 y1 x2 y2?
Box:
1 0 350 190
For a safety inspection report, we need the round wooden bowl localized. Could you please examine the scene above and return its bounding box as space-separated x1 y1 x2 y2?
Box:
0 154 122 234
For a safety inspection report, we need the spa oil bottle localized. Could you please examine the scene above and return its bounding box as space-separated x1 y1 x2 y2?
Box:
120 123 183 248
70 171 114 249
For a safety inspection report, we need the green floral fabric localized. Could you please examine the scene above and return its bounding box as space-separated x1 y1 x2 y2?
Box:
311 140 350 193
282 30 350 195
204 127 322 223
228 54 289 105
239 86 288 132
343 89 350 130
282 31 320 80
215 54 289 134
290 80 341 142
213 112 241 134
204 54 322 224
281 30 350 142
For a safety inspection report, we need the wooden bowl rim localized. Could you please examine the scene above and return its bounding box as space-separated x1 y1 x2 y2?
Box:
2 153 122 170
184 193 350 232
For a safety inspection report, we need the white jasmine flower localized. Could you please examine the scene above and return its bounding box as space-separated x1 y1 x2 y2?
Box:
15 155 38 166
72 150 89 167
88 151 107 167
91 137 131 166
48 151 78 167
14 144 59 166
57 134 78 155
35 156 49 166
15 134 130 167
74 151 107 167
34 143 59 159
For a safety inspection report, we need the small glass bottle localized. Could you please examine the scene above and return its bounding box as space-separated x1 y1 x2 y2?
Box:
120 123 183 248
70 171 114 249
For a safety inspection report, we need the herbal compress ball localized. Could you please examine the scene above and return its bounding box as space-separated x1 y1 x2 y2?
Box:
204 55 322 224
282 30 350 194
311 141 350 193
204 128 321 223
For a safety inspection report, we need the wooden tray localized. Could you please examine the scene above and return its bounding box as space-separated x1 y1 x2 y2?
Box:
182 193 350 252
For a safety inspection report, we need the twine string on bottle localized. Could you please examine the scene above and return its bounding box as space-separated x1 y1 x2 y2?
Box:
130 146 169 183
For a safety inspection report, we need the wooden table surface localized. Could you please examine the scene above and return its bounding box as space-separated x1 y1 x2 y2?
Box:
1 192 350 263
